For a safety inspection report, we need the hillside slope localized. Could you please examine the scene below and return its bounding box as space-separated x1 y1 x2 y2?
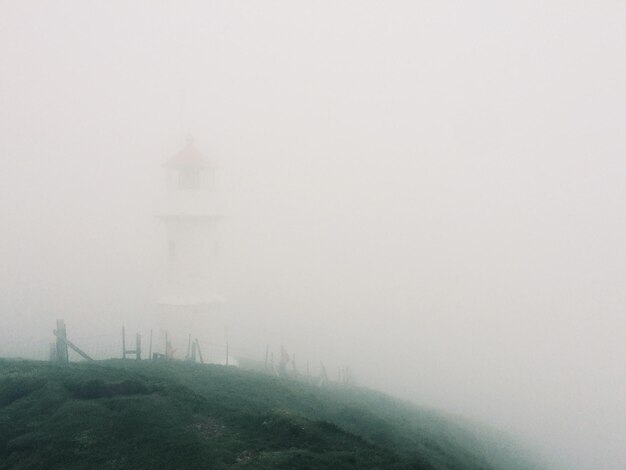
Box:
0 359 541 469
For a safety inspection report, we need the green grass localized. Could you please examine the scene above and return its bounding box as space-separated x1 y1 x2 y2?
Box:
0 359 542 469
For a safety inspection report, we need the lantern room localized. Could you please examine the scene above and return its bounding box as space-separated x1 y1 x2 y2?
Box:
164 135 215 191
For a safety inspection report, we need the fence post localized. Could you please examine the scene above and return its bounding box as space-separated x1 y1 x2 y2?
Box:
55 319 69 364
135 334 142 360
190 340 197 362
291 354 298 375
148 329 153 360
53 320 93 362
122 326 126 359
195 339 204 364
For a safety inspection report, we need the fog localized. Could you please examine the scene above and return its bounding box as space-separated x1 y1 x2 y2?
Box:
2 1 626 468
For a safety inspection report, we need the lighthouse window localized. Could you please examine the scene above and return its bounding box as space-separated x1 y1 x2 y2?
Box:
179 169 201 189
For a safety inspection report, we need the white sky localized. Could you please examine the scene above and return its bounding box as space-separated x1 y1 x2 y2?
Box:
1 2 626 468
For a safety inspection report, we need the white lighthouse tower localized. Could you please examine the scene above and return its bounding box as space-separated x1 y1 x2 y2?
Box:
156 136 223 345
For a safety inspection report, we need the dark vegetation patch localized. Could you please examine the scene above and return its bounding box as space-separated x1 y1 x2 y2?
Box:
65 378 153 399
0 376 46 407
0 358 542 470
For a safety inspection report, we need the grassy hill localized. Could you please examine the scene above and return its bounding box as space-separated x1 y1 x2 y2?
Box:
0 359 542 469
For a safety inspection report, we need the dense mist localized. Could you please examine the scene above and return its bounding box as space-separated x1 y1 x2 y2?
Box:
2 2 625 468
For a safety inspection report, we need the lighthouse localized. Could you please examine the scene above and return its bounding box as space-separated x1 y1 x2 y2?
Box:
156 136 223 343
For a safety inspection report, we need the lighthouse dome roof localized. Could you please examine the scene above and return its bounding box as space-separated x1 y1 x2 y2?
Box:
164 136 214 169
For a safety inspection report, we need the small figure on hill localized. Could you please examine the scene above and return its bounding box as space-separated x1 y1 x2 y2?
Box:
166 340 176 359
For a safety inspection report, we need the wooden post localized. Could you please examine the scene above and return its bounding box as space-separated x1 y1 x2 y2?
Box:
121 327 141 360
53 327 93 362
135 334 142 360
148 329 153 360
291 354 298 375
55 319 69 364
186 333 192 360
319 362 328 386
270 351 279 376
195 339 204 364
225 342 229 366
190 340 197 362
122 326 126 359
